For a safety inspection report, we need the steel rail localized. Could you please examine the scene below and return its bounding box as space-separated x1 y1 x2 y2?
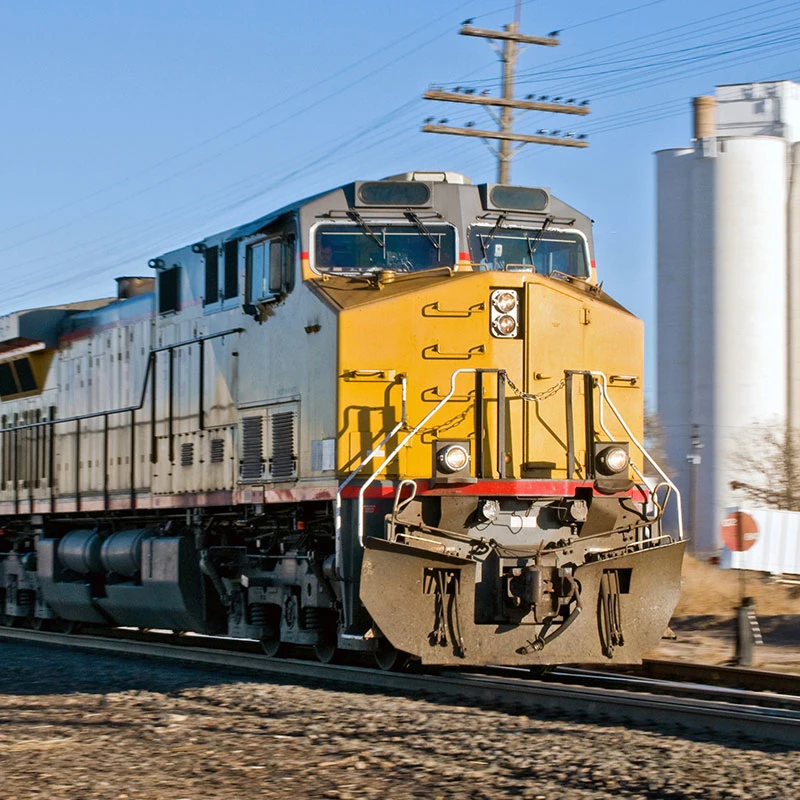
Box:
1 628 797 748
547 666 800 712
640 658 800 696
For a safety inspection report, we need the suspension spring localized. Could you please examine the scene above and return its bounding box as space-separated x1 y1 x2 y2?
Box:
16 589 35 612
302 607 321 630
247 603 268 626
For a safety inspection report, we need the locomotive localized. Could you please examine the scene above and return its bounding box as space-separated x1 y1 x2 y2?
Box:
0 171 684 668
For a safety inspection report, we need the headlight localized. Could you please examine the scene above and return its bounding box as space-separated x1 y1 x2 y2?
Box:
437 444 470 473
493 314 518 336
490 289 520 338
596 446 629 475
492 290 518 313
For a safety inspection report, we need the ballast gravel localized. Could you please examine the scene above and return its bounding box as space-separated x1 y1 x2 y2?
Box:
0 642 795 800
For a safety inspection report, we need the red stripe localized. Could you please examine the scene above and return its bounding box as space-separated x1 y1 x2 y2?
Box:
459 251 471 261
341 479 647 501
0 481 647 519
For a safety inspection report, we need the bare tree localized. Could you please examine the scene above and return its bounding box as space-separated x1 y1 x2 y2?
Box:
643 404 670 478
729 423 800 511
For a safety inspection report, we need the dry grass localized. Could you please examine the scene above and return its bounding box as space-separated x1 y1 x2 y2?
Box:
674 555 800 619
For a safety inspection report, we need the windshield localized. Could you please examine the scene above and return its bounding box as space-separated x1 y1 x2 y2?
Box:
468 227 589 278
315 223 456 273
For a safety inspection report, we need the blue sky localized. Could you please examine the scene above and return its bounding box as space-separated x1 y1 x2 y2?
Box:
1 0 799 397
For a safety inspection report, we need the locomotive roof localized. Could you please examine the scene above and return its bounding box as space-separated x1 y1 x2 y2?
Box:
149 174 592 265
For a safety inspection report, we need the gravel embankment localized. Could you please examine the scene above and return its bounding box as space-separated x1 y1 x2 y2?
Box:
0 642 795 800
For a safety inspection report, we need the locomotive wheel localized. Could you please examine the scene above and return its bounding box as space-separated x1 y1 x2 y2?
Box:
314 640 338 664
52 619 80 635
31 617 52 632
373 641 406 671
2 614 19 628
259 625 284 658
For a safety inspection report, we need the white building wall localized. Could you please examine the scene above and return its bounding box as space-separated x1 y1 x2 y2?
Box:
720 508 800 577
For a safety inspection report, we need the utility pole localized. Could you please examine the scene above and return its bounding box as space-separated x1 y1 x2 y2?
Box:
422 21 589 184
498 22 519 183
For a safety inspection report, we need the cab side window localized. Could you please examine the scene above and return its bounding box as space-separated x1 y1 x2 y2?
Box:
248 233 295 303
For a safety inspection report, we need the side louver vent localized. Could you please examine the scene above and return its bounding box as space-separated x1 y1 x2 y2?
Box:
240 415 265 482
210 438 225 464
270 411 296 480
180 442 194 467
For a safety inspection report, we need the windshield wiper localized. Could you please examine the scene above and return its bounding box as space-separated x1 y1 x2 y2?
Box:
526 215 554 264
404 210 440 250
347 211 385 249
483 212 507 257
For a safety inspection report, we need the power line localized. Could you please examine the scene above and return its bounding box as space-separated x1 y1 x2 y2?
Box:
0 0 480 243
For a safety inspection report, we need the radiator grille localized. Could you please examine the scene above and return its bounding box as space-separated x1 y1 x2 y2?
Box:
210 438 225 464
240 415 265 482
180 442 194 467
270 411 296 479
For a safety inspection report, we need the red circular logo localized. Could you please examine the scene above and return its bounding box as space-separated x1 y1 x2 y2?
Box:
720 511 759 552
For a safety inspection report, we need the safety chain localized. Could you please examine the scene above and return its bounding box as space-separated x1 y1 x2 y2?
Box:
409 373 565 436
503 373 566 403
412 406 473 436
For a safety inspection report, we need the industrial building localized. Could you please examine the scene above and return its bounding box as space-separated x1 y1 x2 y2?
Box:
656 80 800 555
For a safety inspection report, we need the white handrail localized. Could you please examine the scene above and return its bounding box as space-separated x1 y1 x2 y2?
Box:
336 366 683 560
356 368 481 546
591 371 684 540
334 374 407 577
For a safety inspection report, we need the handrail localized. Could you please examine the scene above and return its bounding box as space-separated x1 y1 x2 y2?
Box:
355 368 502 547
590 371 684 540
334 374 407 577
0 327 244 509
0 327 244 434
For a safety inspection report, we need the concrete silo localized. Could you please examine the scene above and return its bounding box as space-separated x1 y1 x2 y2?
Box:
656 81 800 555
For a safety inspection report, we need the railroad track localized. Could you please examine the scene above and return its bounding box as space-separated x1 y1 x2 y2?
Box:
2 626 798 748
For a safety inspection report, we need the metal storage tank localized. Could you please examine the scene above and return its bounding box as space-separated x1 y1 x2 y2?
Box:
656 84 794 556
655 147 697 538
789 140 800 426
711 136 787 545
